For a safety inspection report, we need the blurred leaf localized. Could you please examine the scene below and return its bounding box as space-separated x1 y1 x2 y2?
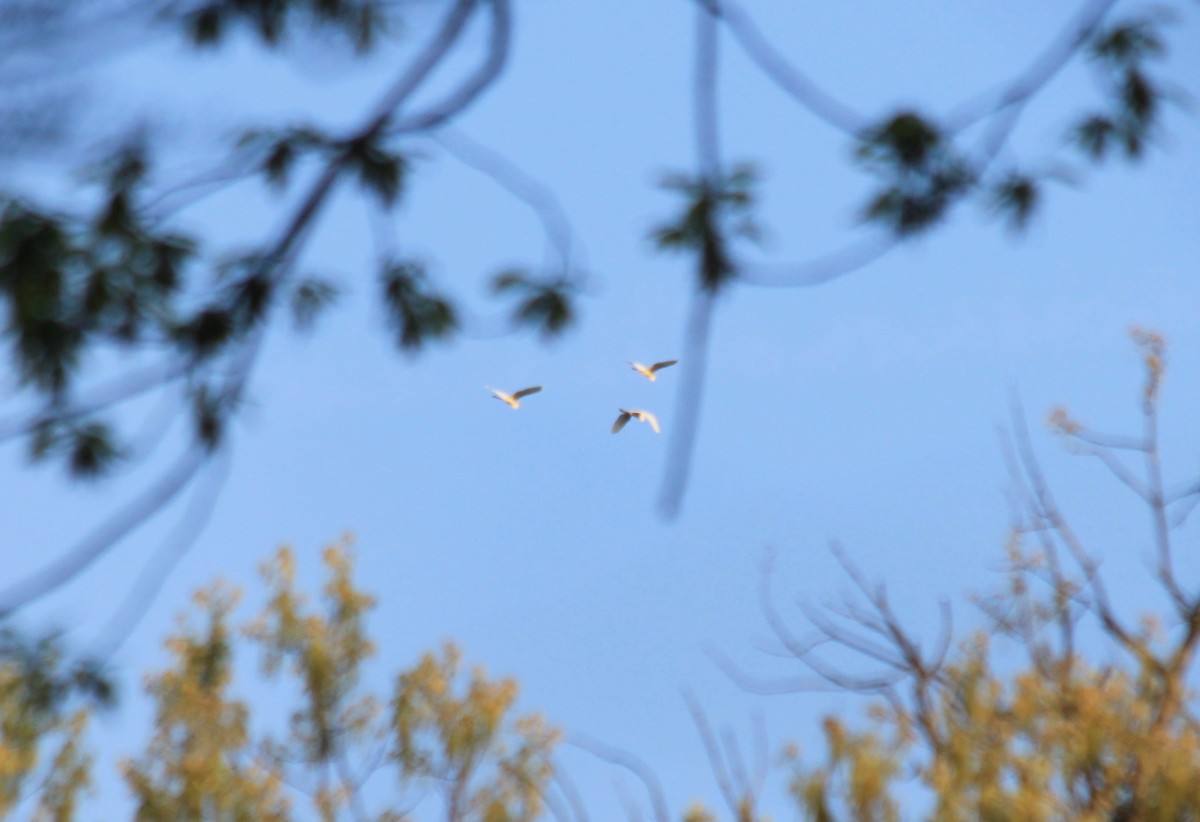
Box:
228 272 273 327
1118 120 1146 159
858 162 973 236
263 140 295 189
380 260 457 351
989 172 1040 232
173 307 234 360
190 384 229 451
489 270 576 339
1089 16 1168 66
855 111 941 170
1071 115 1116 159
185 5 223 46
0 628 116 714
854 111 974 236
290 278 340 331
67 421 123 479
490 269 528 294
515 285 573 339
16 318 83 393
149 235 195 294
1121 68 1157 123
24 418 124 478
238 125 334 191
348 142 407 208
29 420 61 462
651 164 760 293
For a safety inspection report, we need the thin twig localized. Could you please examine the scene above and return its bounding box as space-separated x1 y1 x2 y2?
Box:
91 444 233 661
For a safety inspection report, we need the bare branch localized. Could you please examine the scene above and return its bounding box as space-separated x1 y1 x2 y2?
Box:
1059 437 1151 501
551 767 591 822
945 0 1122 132
658 3 722 521
336 750 371 822
1144 427 1187 614
91 445 233 661
1070 430 1148 452
709 646 847 696
139 156 261 225
0 360 187 443
0 444 207 615
734 233 896 289
433 127 584 276
682 689 741 818
697 0 868 135
567 733 669 822
1006 390 1142 656
657 292 715 520
389 0 513 134
755 549 908 692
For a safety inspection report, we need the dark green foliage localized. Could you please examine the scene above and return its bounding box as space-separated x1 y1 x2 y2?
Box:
380 259 458 351
238 125 333 191
0 628 115 714
989 172 1040 232
171 252 276 360
172 0 393 53
185 4 224 45
652 164 760 293
290 278 340 331
67 422 124 479
1072 114 1118 159
25 419 125 480
855 111 974 236
1089 15 1168 66
855 111 941 169
222 257 274 327
344 137 408 209
1069 13 1173 164
491 269 576 338
0 138 197 407
239 126 409 206
189 384 237 451
172 307 235 360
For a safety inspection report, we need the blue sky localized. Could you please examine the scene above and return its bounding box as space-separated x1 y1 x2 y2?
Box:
4 0 1200 817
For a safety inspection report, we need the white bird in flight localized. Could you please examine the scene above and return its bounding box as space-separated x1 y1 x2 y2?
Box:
487 386 543 409
627 359 678 381
612 408 660 434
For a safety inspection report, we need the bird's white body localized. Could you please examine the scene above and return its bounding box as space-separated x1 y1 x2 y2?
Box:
612 408 660 434
627 359 678 381
487 386 543 409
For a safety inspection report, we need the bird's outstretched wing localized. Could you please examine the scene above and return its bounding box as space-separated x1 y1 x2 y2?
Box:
641 411 661 433
612 412 631 433
650 360 678 373
512 386 543 400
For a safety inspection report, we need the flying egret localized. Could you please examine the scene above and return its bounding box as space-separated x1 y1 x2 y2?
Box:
627 359 678 381
612 408 660 434
487 386 543 409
